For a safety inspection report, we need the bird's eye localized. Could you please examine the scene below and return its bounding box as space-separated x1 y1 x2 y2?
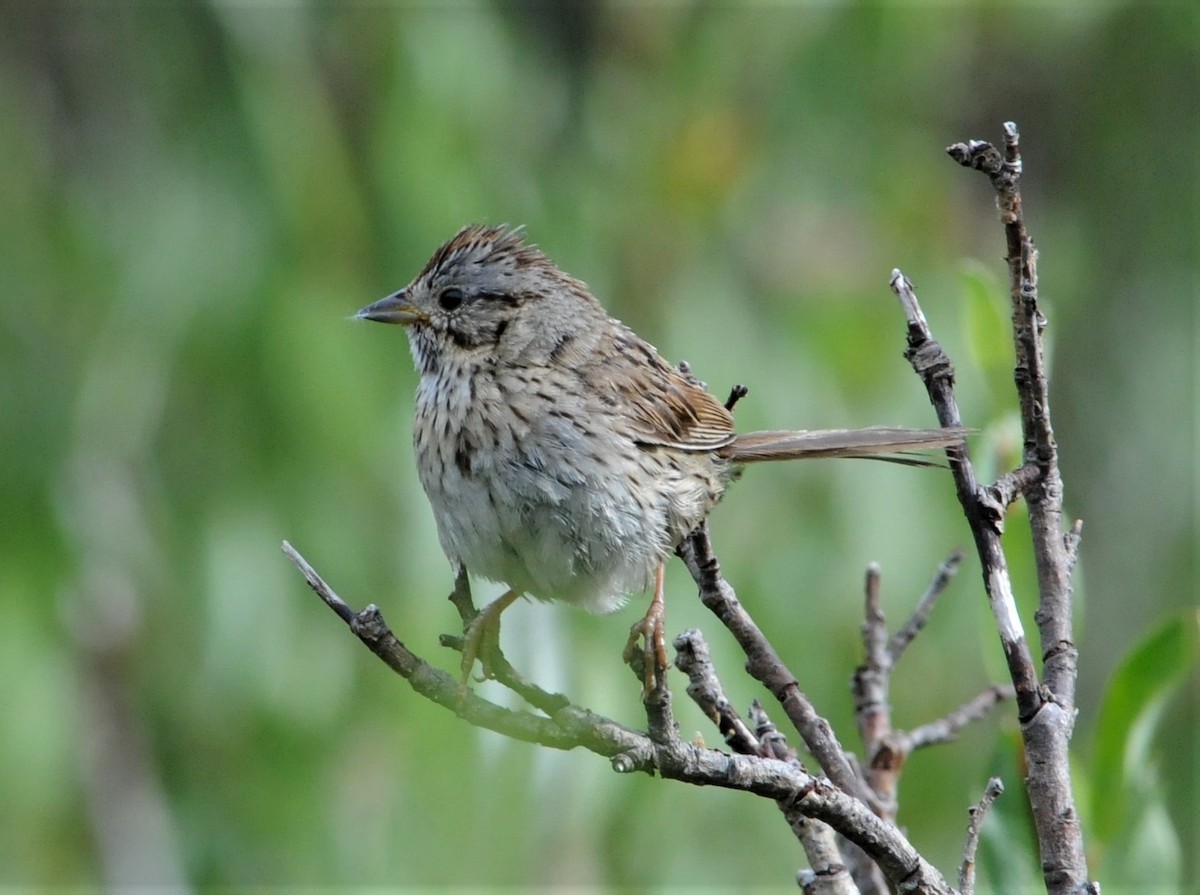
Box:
438 287 464 311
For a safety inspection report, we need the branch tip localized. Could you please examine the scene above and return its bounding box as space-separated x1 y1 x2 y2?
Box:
908 685 1014 750
887 550 963 663
959 776 1005 895
281 540 356 625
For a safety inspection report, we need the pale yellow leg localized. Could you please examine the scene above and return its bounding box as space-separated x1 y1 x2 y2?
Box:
461 588 520 684
623 564 668 699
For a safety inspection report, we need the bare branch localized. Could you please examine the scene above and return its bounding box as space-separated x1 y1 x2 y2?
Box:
947 123 1093 894
446 564 474 625
851 563 897 830
628 643 679 746
997 126 1077 708
854 563 891 753
796 834 856 895
907 685 1015 750
988 463 1040 513
959 777 1005 895
888 550 964 663
750 699 798 764
951 123 1079 704
677 533 915 894
283 539 356 625
674 629 765 756
892 262 1091 892
862 564 886 660
284 541 954 893
675 630 858 895
751 694 881 894
283 541 619 750
676 524 878 811
889 271 1041 719
853 554 1006 836
846 554 1010 872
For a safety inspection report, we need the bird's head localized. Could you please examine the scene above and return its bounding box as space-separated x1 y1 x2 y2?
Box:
357 224 603 375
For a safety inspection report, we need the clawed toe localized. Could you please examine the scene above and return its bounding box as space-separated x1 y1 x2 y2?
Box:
623 613 667 699
459 589 519 684
623 564 669 700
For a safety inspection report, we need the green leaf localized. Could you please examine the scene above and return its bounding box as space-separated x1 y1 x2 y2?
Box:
1090 609 1200 846
1100 793 1182 890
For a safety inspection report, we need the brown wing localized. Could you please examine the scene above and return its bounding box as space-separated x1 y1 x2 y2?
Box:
586 324 735 452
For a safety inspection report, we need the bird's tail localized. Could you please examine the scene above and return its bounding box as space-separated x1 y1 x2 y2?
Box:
724 426 968 465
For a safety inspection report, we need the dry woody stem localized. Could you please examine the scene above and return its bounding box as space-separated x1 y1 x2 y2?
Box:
919 122 1090 894
282 537 957 894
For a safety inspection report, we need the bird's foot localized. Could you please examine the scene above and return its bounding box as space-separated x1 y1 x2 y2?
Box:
460 589 519 685
623 565 668 700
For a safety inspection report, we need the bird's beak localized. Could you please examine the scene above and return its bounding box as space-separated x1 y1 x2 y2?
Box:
356 289 424 325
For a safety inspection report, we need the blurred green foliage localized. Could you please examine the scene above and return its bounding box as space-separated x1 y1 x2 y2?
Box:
0 2 1194 891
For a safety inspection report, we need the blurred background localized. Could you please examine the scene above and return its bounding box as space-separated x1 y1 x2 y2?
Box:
1 2 1194 892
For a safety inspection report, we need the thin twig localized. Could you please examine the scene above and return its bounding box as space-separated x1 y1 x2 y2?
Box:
446 565 475 625
995 125 1072 669
675 631 857 895
283 540 356 625
852 563 895 827
674 629 763 756
988 463 1040 512
676 524 879 811
628 644 678 746
907 685 1015 750
749 700 797 765
854 562 891 749
862 563 889 678
959 777 1004 895
746 700 868 895
887 550 965 663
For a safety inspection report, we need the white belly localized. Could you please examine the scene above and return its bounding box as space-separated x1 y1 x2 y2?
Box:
412 363 694 614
